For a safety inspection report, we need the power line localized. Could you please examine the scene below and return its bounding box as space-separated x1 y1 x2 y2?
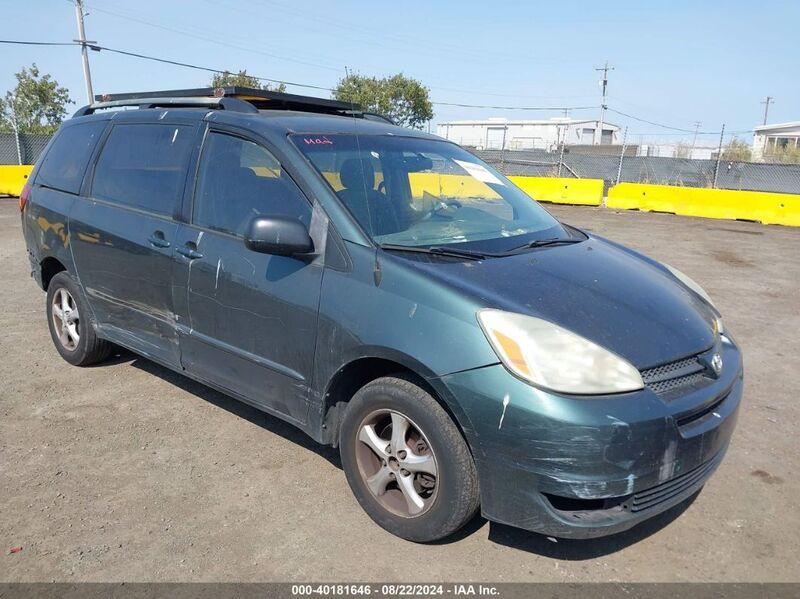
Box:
83 3 344 72
85 0 596 94
608 96 703 131
249 0 583 68
606 107 721 134
97 46 334 92
419 84 600 101
0 38 757 135
0 39 78 46
1 38 334 92
0 39 594 111
432 101 596 110
87 0 598 101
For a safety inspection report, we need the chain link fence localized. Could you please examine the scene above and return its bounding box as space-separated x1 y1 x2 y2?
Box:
0 132 51 165
474 147 800 195
2 132 799 195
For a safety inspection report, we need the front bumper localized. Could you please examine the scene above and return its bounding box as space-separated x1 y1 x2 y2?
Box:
437 337 742 539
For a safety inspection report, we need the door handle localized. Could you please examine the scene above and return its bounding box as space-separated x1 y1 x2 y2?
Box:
177 244 203 260
148 232 171 248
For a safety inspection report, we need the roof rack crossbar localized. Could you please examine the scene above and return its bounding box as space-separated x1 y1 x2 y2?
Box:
71 87 395 123
73 96 258 117
75 86 364 117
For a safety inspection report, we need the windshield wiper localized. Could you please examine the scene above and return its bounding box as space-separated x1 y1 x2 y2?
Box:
380 243 492 261
506 237 583 253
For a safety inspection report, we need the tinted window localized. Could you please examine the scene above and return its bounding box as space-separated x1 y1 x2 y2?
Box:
36 121 106 194
193 132 311 237
92 123 193 215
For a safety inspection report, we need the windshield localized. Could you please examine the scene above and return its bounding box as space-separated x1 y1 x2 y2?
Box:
291 134 567 250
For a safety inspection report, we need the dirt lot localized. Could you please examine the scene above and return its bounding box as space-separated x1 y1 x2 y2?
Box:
1 198 798 582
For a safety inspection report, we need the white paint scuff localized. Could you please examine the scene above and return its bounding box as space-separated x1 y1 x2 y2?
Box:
498 393 510 429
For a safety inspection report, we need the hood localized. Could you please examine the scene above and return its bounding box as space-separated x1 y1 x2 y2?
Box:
388 236 717 369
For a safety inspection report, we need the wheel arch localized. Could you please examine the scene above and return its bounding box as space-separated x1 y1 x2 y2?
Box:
40 256 68 291
319 350 479 454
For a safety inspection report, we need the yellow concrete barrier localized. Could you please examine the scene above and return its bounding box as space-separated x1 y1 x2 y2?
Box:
509 176 604 206
0 165 33 197
607 182 800 227
322 171 605 206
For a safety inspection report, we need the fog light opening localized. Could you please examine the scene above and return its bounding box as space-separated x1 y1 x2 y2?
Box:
543 492 630 512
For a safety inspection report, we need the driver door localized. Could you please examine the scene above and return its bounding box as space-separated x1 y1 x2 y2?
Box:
172 128 324 424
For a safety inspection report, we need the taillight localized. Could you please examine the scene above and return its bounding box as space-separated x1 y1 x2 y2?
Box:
19 182 31 212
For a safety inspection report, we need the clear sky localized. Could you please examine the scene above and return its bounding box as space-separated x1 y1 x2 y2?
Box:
2 0 798 145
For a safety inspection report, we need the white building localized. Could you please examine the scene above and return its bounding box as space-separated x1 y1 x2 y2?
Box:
752 121 800 161
436 117 620 150
637 143 717 160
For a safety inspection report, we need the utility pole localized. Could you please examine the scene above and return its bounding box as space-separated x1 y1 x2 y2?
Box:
594 61 613 145
73 0 95 103
690 122 701 157
760 96 774 125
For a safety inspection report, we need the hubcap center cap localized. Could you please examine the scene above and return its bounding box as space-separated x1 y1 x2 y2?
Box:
388 457 400 470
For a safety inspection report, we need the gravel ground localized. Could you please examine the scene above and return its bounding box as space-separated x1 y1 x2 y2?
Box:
1 199 798 582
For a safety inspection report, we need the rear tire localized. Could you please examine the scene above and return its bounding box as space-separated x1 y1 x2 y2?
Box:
339 376 479 542
46 271 112 366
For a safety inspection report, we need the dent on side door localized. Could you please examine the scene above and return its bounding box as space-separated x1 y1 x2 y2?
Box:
70 200 181 366
174 223 325 425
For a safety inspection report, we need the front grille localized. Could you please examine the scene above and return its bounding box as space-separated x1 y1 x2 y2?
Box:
641 354 709 397
627 458 717 513
647 372 706 395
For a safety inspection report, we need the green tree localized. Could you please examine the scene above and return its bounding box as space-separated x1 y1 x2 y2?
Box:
764 143 800 165
675 142 691 159
333 73 433 129
0 64 72 134
720 137 752 162
211 70 286 93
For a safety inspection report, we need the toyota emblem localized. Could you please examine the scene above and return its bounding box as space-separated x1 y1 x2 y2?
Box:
711 353 723 376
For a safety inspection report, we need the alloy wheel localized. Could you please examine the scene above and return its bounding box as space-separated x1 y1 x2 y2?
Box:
355 409 439 518
51 288 80 351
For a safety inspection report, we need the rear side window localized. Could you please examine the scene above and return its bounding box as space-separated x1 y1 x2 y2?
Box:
91 123 194 216
36 121 106 194
192 132 311 237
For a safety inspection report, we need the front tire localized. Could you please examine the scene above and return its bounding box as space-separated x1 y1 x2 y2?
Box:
46 271 112 366
339 376 480 542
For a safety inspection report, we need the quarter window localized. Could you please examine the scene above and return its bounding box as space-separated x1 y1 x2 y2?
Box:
193 132 311 237
36 121 107 194
91 123 194 215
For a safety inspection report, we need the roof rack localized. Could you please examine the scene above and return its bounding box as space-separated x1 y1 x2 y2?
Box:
73 96 258 117
73 86 386 120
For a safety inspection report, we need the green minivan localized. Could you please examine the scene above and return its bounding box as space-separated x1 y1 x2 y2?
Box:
21 88 742 541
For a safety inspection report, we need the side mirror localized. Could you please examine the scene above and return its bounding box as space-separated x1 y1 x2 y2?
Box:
244 216 314 257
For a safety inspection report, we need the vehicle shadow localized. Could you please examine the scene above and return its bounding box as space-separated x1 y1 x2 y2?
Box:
123 351 342 469
486 491 700 559
108 349 698 556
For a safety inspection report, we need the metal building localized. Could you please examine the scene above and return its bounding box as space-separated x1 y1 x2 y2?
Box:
436 117 620 150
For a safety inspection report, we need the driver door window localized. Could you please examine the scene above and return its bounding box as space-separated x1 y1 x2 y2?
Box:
193 132 311 237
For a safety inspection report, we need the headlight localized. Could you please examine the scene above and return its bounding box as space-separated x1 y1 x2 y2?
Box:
477 310 644 395
663 263 715 308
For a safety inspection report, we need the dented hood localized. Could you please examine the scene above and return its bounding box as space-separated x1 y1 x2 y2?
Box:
396 235 717 370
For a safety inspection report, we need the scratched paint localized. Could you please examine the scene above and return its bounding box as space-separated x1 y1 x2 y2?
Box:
498 393 510 429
